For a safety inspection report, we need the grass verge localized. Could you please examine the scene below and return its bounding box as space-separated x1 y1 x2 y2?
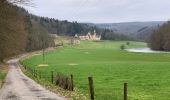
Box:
0 63 8 88
20 51 88 100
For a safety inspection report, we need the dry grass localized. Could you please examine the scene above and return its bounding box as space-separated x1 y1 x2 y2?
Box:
55 36 74 45
0 63 8 72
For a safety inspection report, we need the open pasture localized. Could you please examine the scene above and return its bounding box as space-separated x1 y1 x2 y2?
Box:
23 41 170 100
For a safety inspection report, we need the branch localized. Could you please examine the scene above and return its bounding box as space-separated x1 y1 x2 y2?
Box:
7 0 34 6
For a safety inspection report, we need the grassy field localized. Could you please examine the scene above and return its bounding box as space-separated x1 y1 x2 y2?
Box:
23 41 170 100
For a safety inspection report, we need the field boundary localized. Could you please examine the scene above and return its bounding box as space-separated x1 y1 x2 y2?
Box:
19 48 88 100
21 63 129 100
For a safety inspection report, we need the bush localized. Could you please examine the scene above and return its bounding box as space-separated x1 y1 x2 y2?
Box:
55 73 73 91
120 45 125 50
126 42 130 45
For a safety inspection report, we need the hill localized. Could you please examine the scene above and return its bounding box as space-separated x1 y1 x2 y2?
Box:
18 7 133 41
89 21 165 41
95 21 164 34
0 1 54 61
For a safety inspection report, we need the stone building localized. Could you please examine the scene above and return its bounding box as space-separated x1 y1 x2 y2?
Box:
75 30 101 41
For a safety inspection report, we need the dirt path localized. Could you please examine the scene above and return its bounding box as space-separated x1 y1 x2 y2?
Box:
0 57 66 100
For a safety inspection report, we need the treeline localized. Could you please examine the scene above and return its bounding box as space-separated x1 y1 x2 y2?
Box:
149 21 170 51
18 7 132 40
18 7 96 36
101 29 133 41
0 1 54 61
30 15 133 41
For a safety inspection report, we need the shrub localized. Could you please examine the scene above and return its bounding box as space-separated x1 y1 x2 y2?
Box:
120 45 125 50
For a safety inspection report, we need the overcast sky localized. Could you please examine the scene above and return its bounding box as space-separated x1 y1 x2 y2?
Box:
24 0 170 23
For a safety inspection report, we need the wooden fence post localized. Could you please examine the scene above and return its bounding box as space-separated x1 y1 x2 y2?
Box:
88 77 94 100
71 74 74 91
124 83 128 100
51 71 54 84
55 72 59 85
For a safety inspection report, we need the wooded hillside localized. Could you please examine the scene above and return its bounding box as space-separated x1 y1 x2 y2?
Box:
18 7 133 40
0 1 54 61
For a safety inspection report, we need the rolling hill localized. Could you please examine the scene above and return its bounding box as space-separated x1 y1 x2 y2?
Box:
88 21 165 41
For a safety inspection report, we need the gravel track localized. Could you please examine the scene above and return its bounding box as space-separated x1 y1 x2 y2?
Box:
0 57 66 100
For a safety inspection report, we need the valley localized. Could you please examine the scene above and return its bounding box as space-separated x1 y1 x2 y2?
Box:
22 41 170 100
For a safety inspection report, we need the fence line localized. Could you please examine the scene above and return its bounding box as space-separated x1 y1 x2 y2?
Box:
23 65 128 100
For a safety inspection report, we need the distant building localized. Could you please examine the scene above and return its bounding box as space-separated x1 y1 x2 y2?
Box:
75 30 101 41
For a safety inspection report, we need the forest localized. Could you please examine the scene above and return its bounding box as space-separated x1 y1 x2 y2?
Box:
149 21 170 51
0 0 54 61
19 7 132 40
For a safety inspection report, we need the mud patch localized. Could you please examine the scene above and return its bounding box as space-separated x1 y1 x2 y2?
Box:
68 63 78 66
41 98 57 100
22 78 28 82
6 91 19 100
29 85 42 92
38 64 49 67
30 88 42 92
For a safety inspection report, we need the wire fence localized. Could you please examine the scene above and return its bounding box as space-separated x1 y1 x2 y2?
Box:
23 65 128 100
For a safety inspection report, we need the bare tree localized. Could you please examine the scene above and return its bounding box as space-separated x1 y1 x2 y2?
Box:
0 0 31 61
0 0 33 7
0 0 7 6
7 0 32 5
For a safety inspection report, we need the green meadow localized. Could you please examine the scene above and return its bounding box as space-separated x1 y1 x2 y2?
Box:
23 41 170 100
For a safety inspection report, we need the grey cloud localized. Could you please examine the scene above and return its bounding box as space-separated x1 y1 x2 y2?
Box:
23 0 170 23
